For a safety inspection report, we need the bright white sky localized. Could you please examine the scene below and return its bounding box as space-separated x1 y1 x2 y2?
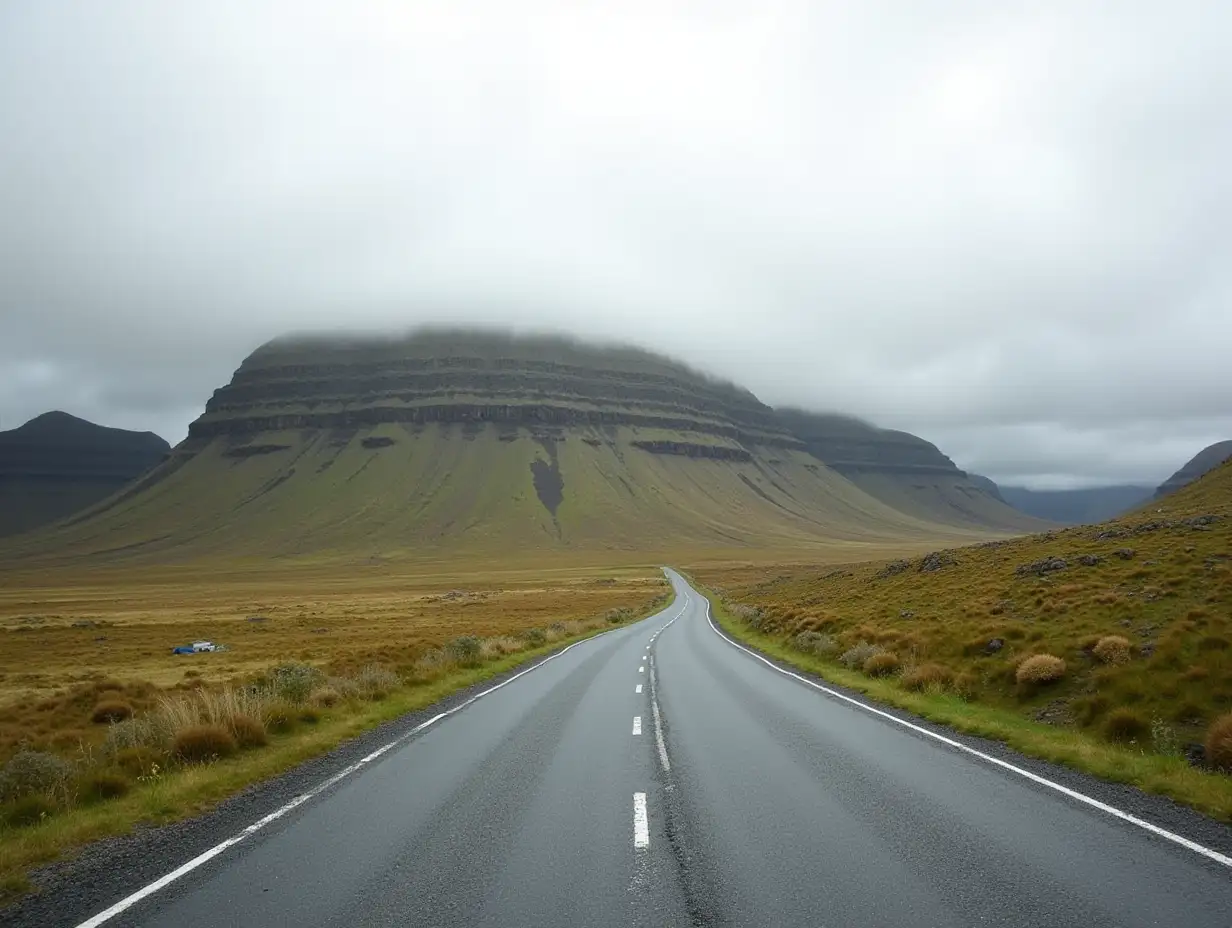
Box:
2 2 1230 489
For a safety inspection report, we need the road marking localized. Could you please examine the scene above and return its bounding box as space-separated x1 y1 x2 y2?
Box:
635 684 643 694
638 665 645 673
633 793 650 848
72 602 684 928
632 716 642 735
698 591 1232 870
649 660 671 774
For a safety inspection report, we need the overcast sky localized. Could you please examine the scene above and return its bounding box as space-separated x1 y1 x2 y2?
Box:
2 3 1229 489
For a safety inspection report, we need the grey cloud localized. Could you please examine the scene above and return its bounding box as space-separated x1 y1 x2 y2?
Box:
1 2 1229 490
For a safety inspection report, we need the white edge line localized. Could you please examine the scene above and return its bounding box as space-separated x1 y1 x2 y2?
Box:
633 792 650 848
75 596 688 928
698 593 1232 869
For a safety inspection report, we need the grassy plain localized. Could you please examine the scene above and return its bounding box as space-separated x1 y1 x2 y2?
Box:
0 555 671 899
691 463 1232 818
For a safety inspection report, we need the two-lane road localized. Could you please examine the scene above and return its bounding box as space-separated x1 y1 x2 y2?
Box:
71 570 1232 927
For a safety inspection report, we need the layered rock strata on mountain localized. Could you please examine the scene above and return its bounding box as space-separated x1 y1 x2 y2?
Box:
188 332 801 452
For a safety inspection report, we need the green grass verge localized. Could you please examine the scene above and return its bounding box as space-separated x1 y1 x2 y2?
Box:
697 584 1232 824
0 587 674 905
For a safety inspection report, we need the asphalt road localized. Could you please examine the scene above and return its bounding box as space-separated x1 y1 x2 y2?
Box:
74 569 1231 927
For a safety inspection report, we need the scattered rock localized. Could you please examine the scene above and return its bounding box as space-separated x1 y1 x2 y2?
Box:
1185 742 1206 768
71 620 97 628
984 638 1005 654
918 551 957 573
1015 557 1068 577
1120 618 1132 627
876 559 912 579
246 615 269 623
1076 554 1103 567
1033 698 1072 725
1113 548 1136 560
899 610 916 619
1139 642 1156 658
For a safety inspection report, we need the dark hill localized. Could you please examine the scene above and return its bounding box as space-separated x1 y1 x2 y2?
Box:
0 412 169 537
774 409 1047 532
4 331 1007 564
1156 440 1232 499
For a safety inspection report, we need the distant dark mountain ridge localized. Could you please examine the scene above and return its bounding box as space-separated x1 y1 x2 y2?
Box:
773 408 1047 532
1156 441 1232 499
974 478 1154 525
0 411 169 537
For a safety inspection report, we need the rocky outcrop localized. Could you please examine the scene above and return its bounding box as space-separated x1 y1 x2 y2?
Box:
1156 441 1232 499
630 440 753 461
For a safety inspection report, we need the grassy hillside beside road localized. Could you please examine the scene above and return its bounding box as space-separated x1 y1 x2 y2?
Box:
0 561 670 901
693 460 1232 819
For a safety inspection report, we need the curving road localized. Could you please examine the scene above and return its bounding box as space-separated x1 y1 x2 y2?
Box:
71 570 1232 927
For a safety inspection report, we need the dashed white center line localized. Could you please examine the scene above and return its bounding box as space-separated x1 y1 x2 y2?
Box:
632 716 642 735
638 665 645 673
633 793 649 848
635 684 643 694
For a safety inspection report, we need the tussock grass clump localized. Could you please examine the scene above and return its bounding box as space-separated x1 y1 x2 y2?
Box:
1206 713 1232 771
112 746 162 778
522 627 547 646
310 687 340 708
863 652 901 677
901 663 953 692
79 769 131 802
3 794 57 828
228 715 267 749
1092 635 1132 665
173 724 236 763
1015 654 1066 686
91 699 134 724
839 641 882 669
1103 708 1150 743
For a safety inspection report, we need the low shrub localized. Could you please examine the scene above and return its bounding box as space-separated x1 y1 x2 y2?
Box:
229 714 267 749
0 749 74 803
268 663 324 704
901 663 952 692
523 628 547 647
102 717 169 755
1103 708 1150 743
173 724 236 763
839 641 882 669
863 652 901 677
91 699 134 724
79 769 131 802
792 631 837 657
1015 654 1067 686
1206 713 1232 771
298 706 321 725
446 636 482 666
1092 636 1132 665
353 664 400 700
3 794 56 828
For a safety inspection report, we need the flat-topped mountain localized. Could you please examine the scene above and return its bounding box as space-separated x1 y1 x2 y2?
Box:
1156 440 1232 499
0 411 169 537
774 409 1046 532
3 332 1045 563
972 477 1154 525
